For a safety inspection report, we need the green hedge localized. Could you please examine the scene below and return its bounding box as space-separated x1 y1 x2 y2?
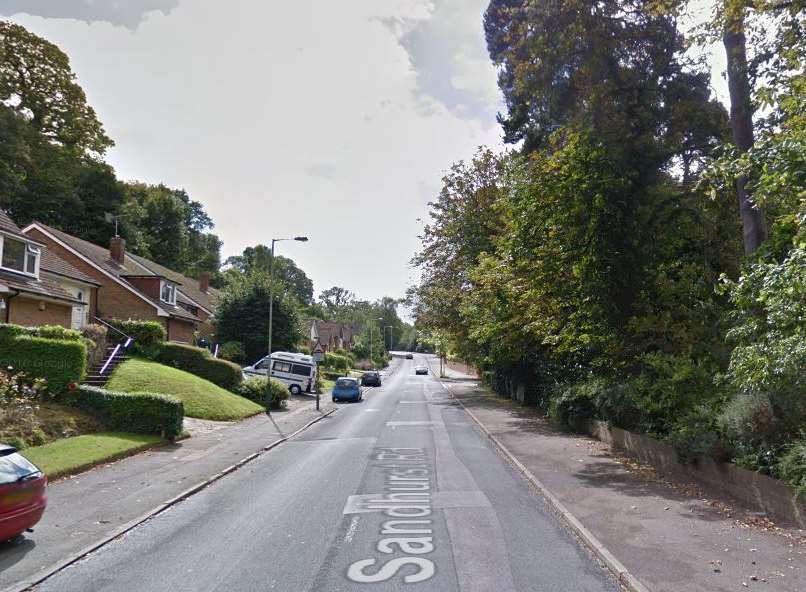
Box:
236 376 289 409
69 385 183 439
106 319 166 357
0 323 83 342
157 343 243 390
0 332 86 394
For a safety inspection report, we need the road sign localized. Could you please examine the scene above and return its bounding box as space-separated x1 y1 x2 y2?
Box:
313 345 325 363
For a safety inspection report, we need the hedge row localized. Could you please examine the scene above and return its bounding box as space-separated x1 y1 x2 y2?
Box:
0 328 87 393
106 319 166 357
69 385 183 439
157 343 242 390
0 323 83 342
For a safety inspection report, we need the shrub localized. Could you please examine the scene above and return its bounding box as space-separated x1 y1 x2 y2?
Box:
548 381 599 431
0 335 86 394
333 348 356 364
776 439 806 493
107 319 166 357
323 352 350 372
219 341 246 364
69 385 183 439
236 376 289 409
666 405 725 464
719 392 778 447
0 323 83 342
157 343 243 390
81 324 108 367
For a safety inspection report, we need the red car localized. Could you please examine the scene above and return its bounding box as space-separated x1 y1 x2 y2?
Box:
0 444 47 543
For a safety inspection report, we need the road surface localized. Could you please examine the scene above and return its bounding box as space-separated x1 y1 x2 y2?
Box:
34 356 620 592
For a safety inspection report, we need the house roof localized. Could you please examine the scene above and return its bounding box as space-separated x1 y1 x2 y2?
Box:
0 269 84 305
24 222 201 324
128 253 219 314
40 248 101 286
0 210 34 243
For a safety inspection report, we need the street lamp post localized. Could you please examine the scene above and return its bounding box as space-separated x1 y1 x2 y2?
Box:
383 326 393 353
266 236 308 413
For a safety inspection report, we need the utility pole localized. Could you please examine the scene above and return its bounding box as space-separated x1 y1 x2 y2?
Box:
266 236 308 413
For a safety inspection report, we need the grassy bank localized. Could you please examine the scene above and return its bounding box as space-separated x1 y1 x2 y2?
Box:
106 359 262 421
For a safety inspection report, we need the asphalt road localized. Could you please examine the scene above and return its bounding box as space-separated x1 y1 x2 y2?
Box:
34 356 620 592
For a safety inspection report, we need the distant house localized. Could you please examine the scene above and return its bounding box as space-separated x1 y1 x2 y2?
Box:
0 210 98 329
309 319 355 352
23 222 219 343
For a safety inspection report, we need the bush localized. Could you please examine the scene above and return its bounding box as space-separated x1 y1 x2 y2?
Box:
68 385 183 439
236 376 289 409
107 319 166 357
218 341 246 364
0 334 86 394
333 348 356 364
81 324 108 367
323 352 350 372
548 381 599 431
157 343 243 390
776 439 806 493
719 392 778 446
0 323 83 342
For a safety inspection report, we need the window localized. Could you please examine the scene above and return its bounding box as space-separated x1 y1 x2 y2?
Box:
272 361 292 373
291 364 312 377
0 237 39 277
0 450 40 485
160 280 176 305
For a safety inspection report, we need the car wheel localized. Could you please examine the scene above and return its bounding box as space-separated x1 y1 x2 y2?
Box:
333 397 338 402
290 384 301 396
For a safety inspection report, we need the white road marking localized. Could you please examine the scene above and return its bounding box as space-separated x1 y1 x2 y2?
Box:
344 516 360 543
385 421 436 427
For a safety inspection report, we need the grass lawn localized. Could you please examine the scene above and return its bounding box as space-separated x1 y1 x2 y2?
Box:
106 359 263 421
23 432 162 479
320 377 336 394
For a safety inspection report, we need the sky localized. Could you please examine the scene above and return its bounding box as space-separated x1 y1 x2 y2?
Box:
0 0 727 314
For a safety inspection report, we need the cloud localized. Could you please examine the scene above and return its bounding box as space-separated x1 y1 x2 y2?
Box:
382 0 501 125
0 0 179 29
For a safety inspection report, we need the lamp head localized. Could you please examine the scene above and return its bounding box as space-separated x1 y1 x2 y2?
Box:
294 236 309 242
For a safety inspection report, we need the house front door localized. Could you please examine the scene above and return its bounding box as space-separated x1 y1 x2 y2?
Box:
71 290 87 330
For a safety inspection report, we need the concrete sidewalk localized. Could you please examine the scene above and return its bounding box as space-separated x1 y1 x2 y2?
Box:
442 378 805 592
0 395 338 592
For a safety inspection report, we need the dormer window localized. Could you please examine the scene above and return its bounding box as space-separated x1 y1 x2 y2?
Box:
160 280 177 305
0 236 40 277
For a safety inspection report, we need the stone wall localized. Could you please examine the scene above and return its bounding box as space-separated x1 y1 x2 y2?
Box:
589 420 806 529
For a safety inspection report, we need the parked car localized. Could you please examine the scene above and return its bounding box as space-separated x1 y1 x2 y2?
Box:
361 371 382 387
0 445 47 543
243 351 317 395
332 377 362 402
415 366 428 375
405 353 414 359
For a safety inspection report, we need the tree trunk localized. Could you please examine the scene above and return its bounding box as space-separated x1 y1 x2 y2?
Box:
724 7 768 255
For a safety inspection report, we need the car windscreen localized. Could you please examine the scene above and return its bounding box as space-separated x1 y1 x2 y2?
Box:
0 452 40 485
336 379 357 388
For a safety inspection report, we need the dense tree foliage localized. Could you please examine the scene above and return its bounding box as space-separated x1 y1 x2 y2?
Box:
0 21 221 279
225 245 314 304
215 273 302 363
414 0 806 486
0 21 113 155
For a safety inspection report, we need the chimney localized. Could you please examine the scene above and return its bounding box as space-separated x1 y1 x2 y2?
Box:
199 271 210 293
110 236 125 265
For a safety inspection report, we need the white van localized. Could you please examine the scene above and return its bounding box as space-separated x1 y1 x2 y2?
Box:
243 351 317 395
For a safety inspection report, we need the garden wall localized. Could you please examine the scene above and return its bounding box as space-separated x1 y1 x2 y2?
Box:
588 420 806 529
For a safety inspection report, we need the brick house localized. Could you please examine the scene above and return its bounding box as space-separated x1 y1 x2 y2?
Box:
23 222 219 343
0 210 98 329
309 320 355 352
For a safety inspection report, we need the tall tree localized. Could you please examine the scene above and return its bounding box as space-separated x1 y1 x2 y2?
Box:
224 245 314 304
0 20 113 155
723 1 768 253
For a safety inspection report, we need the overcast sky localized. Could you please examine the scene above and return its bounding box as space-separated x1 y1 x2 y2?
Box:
1 0 726 313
